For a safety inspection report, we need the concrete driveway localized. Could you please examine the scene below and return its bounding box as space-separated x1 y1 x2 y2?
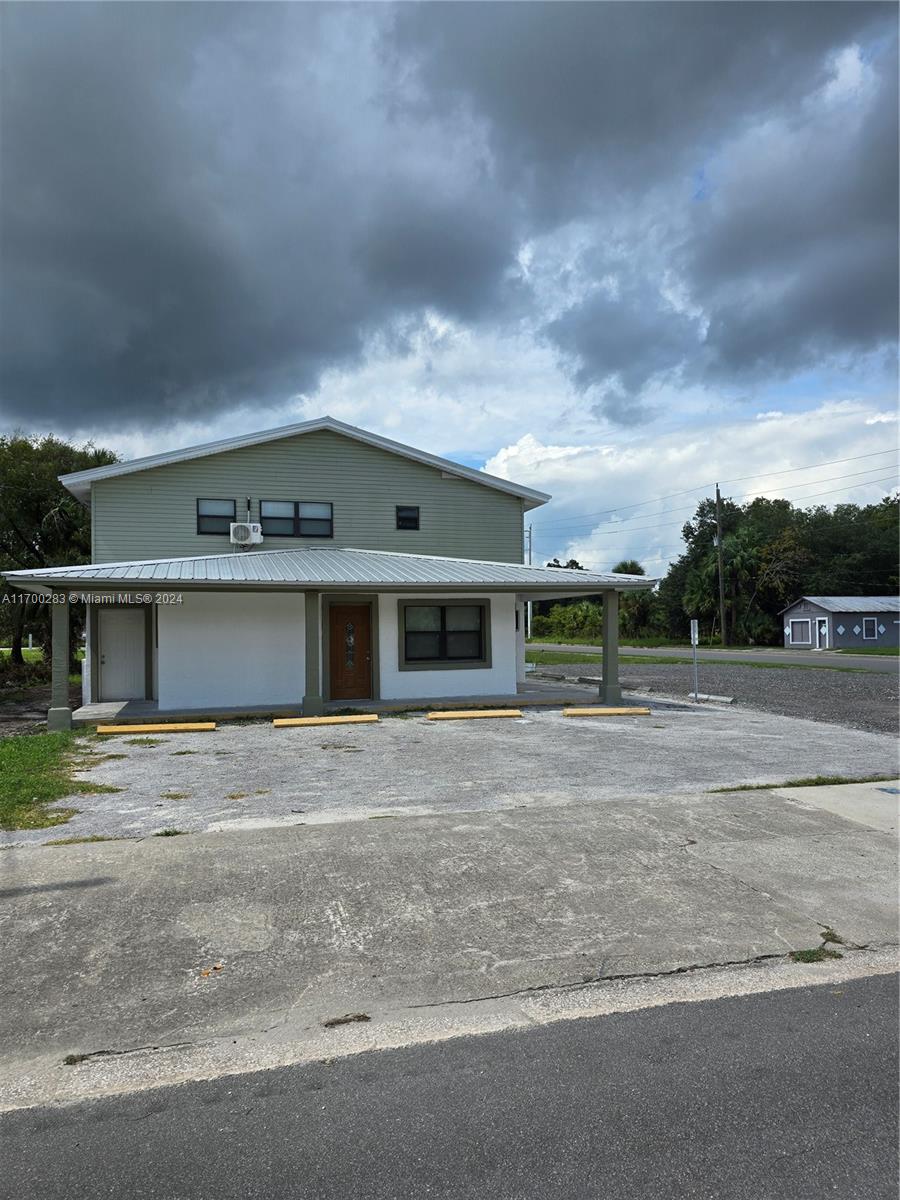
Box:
3 704 897 845
1 778 897 1109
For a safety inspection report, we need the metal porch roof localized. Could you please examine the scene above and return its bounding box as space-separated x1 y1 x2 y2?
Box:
3 547 655 593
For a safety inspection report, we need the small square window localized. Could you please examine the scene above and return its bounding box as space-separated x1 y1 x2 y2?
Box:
197 498 236 535
396 505 420 530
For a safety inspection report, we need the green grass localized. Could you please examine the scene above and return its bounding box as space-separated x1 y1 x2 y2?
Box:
0 647 44 663
526 635 744 649
525 650 867 672
838 646 899 656
44 834 127 846
153 828 188 837
820 927 846 945
124 736 167 747
709 773 896 793
0 731 123 830
160 791 190 800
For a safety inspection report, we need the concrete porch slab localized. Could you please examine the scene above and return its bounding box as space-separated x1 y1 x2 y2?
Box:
71 680 634 725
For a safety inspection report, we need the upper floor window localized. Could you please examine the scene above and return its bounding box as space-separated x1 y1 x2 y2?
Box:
396 505 420 530
197 498 236 535
260 500 333 538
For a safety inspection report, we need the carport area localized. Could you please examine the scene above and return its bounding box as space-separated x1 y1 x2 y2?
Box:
5 699 896 845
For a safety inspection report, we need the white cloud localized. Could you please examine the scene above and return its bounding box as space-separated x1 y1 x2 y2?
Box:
487 400 898 574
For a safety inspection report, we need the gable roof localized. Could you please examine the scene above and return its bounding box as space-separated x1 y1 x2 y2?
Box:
779 596 900 615
2 546 655 595
58 415 551 511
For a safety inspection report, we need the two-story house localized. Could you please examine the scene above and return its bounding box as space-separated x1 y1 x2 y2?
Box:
4 417 652 727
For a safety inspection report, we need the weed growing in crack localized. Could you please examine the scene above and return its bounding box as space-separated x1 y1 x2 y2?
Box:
790 947 843 964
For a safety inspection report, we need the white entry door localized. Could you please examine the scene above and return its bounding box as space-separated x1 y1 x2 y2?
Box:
815 618 829 650
99 609 146 699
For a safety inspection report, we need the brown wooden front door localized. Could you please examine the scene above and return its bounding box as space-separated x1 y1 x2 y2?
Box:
328 604 372 700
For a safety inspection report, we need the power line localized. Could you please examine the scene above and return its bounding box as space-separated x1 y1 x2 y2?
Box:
534 448 898 529
534 464 899 534
533 476 898 569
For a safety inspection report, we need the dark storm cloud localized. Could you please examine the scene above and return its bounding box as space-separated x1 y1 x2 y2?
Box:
392 1 890 214
396 1 897 416
547 277 699 398
0 1 895 432
686 34 900 379
0 2 516 427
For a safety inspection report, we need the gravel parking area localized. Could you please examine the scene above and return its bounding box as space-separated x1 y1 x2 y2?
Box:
3 704 895 845
536 662 899 735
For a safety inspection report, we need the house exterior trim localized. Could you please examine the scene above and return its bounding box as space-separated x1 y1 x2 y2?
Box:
59 415 551 511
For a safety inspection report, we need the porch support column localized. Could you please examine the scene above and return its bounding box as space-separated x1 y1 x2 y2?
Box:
600 589 622 705
48 596 73 731
302 590 325 716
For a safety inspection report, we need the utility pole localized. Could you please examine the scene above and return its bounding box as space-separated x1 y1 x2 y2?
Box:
715 483 728 647
525 525 533 639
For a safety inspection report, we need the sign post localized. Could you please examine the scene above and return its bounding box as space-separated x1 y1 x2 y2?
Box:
690 619 699 703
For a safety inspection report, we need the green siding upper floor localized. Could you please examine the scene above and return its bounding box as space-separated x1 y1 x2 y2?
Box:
91 429 527 564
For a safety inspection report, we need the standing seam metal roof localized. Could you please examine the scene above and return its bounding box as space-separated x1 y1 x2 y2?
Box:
3 547 656 590
780 596 899 614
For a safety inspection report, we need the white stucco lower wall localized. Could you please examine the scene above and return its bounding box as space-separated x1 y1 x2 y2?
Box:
157 592 305 709
377 592 517 700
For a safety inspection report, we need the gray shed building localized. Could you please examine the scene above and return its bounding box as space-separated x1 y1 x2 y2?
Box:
780 596 900 650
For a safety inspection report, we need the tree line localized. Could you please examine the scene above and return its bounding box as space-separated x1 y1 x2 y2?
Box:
1 434 117 669
533 493 899 645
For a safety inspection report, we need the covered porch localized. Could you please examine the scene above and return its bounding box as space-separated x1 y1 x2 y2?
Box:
3 546 654 731
68 678 622 726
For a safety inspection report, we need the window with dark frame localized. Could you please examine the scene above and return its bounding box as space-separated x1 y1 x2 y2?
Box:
197 498 236 535
403 604 484 663
396 505 420 530
260 500 333 538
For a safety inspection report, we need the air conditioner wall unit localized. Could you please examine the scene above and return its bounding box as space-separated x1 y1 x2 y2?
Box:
230 521 264 546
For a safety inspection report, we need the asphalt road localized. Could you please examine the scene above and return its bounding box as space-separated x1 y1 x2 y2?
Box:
532 642 899 673
3 975 896 1200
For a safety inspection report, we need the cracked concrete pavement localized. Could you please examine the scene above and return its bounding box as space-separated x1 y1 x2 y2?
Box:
1 777 897 1109
3 704 897 844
